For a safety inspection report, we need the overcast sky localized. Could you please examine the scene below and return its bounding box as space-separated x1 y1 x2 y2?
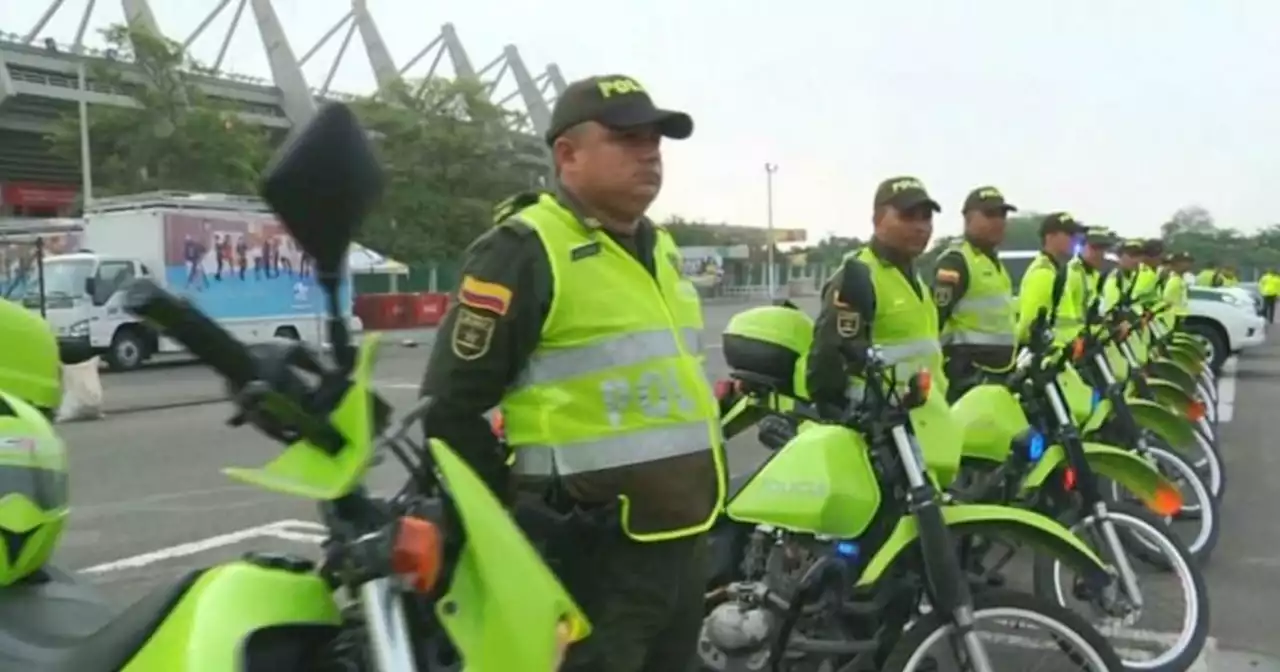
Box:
4 0 1277 242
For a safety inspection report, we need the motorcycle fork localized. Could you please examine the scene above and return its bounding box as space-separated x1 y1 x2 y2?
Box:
889 425 995 672
1042 377 1145 609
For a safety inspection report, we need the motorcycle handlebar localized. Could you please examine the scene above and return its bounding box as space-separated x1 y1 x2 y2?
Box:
122 279 258 389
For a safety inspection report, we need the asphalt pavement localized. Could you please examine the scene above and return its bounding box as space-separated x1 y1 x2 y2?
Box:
47 300 1280 670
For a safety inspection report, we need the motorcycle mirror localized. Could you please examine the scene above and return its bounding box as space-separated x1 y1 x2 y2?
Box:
259 102 384 294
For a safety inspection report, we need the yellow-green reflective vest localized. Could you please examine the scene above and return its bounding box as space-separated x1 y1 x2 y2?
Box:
1161 270 1189 327
1195 269 1221 287
1020 253 1080 345
939 242 1016 349
500 195 725 542
1102 269 1136 313
1132 264 1161 307
1065 258 1101 319
844 248 948 399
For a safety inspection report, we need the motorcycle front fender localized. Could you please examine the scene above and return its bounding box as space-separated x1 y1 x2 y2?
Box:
1127 397 1198 450
1145 378 1197 417
1019 442 1181 514
857 504 1109 589
123 561 341 671
1171 333 1210 358
1145 359 1199 396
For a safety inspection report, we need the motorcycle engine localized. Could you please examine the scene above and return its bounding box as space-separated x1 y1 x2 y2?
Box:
699 530 830 671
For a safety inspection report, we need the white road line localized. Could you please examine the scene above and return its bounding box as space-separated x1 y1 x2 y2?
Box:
1216 357 1237 424
79 520 300 574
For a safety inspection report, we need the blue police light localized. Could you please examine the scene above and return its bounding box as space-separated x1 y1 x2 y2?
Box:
1091 389 1103 411
1028 430 1046 462
835 541 860 558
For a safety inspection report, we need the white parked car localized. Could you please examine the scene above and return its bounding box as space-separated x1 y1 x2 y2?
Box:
996 250 1264 370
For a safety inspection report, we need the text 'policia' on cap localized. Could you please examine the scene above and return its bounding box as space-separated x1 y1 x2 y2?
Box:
545 75 694 145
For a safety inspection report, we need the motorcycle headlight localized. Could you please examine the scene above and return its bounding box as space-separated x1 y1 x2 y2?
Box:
1012 428 1047 463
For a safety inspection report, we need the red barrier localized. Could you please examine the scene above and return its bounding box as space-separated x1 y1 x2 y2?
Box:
410 293 450 327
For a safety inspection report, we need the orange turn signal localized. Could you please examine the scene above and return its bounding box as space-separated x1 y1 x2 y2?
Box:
1186 400 1206 423
1071 338 1086 361
490 411 506 438
391 516 444 593
1148 483 1184 517
915 369 932 400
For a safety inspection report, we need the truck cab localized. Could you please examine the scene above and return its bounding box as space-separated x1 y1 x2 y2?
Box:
33 253 158 368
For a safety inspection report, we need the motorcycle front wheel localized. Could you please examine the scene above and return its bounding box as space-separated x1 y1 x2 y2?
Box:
881 589 1123 672
1032 502 1210 672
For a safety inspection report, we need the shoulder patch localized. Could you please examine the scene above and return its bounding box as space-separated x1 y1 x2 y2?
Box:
836 309 861 338
451 308 496 361
458 274 513 316
934 285 954 306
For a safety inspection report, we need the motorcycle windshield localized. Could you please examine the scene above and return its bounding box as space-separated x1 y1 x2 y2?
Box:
911 392 962 487
430 438 589 670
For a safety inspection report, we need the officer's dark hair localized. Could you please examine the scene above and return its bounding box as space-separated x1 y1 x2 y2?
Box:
873 204 888 223
550 122 592 177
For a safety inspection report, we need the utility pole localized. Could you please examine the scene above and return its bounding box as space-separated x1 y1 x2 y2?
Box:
764 162 778 298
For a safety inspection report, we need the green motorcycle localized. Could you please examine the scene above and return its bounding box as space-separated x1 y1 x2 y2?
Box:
1068 301 1220 564
700 340 1122 671
949 314 1211 671
0 103 586 672
1098 305 1223 502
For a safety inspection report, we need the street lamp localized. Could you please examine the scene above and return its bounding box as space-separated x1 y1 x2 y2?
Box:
764 163 778 298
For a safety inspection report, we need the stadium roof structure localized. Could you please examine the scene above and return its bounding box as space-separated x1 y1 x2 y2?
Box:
0 0 568 183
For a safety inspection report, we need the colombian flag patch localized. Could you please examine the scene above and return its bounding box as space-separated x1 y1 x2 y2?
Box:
458 275 513 316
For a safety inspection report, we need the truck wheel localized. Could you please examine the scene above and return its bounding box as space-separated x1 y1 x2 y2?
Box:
106 329 148 371
1184 320 1227 372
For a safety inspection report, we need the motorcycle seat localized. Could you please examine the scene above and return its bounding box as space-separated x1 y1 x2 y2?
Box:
47 569 203 672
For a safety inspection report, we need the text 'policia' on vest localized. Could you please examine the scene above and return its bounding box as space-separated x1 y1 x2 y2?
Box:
499 194 726 542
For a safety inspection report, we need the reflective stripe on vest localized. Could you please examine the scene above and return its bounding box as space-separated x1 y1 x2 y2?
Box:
944 295 1017 346
512 421 711 476
518 328 704 387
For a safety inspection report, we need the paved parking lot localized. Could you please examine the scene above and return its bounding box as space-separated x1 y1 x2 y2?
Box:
47 306 1280 670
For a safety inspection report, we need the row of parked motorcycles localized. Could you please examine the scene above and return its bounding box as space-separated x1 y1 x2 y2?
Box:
0 103 1221 671
699 294 1224 671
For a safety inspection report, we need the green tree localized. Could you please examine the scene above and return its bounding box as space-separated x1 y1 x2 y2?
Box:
350 78 544 263
46 25 273 199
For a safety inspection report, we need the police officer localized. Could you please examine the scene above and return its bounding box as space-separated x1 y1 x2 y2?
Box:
1260 268 1279 323
1017 212 1087 346
1129 238 1165 307
1102 239 1145 311
1161 251 1194 329
419 74 721 672
1195 261 1226 288
1066 226 1117 320
807 176 946 406
932 186 1017 401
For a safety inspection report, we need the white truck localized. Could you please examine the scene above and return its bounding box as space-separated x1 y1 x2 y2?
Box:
998 250 1265 370
4 191 356 371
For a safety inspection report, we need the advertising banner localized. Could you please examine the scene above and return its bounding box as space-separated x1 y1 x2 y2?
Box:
163 213 350 320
